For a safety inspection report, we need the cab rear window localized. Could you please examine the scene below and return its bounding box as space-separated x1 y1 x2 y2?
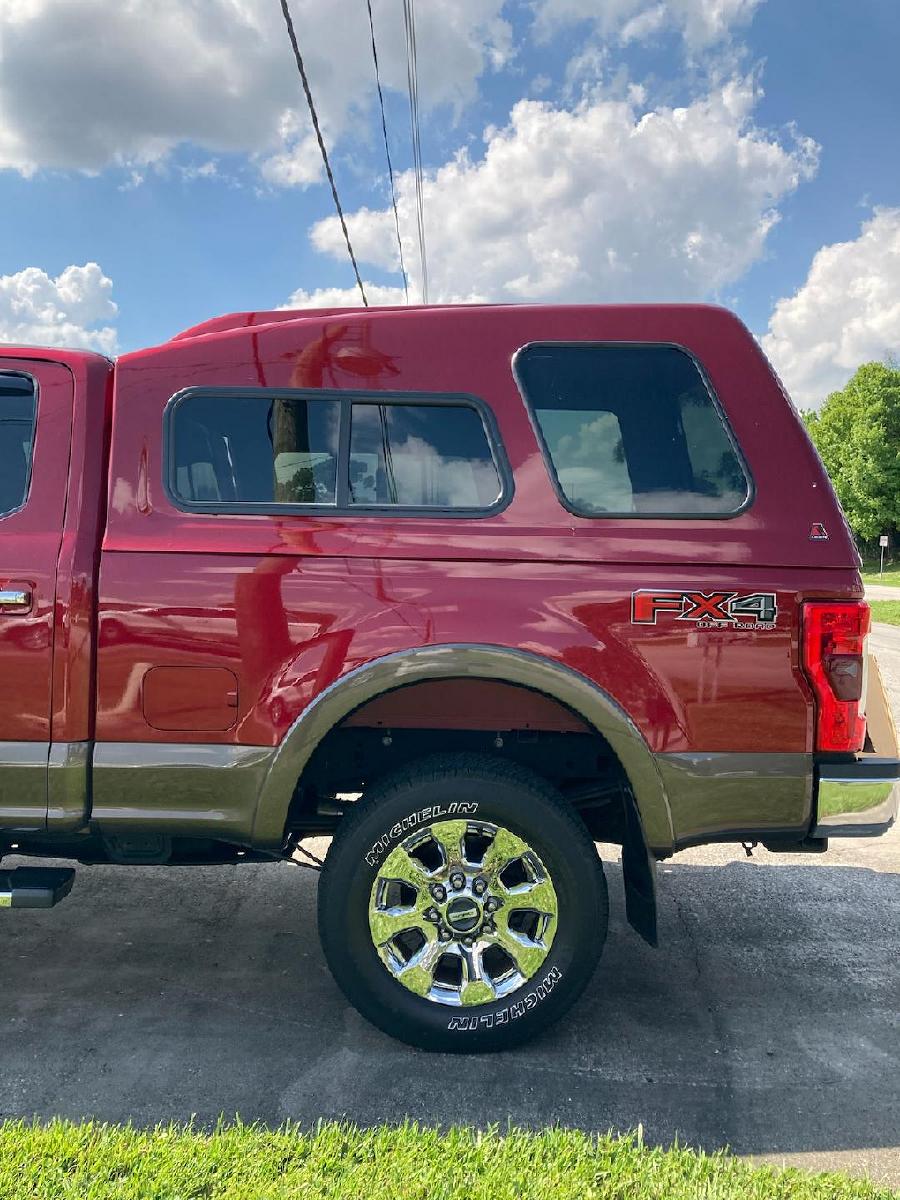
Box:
515 343 750 517
0 374 36 518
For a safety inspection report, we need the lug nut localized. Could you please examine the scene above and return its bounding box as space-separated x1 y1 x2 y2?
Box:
449 871 465 891
483 919 496 933
438 929 452 942
485 896 501 913
473 877 488 896
430 884 446 903
462 936 474 947
424 907 440 922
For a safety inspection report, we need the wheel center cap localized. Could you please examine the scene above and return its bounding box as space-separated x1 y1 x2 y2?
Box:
445 895 481 933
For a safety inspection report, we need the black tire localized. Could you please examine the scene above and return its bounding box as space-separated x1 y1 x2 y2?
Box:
317 753 608 1052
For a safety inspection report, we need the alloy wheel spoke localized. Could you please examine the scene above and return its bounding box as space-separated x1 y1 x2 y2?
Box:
425 819 470 874
491 910 553 979
368 903 427 946
459 941 496 1007
377 842 432 889
480 826 532 883
501 875 557 915
396 933 443 998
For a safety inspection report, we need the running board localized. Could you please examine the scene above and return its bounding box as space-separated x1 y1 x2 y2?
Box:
0 867 75 909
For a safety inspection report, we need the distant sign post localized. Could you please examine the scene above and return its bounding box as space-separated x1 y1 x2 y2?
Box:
880 534 889 576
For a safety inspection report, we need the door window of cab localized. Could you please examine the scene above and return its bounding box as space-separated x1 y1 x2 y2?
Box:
515 343 751 517
0 374 36 518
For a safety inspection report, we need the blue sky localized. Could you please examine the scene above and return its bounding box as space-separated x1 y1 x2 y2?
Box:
1 0 898 407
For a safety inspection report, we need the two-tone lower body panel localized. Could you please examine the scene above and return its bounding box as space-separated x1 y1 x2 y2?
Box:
655 748 898 846
3 739 897 851
90 743 275 842
0 741 273 844
655 751 815 847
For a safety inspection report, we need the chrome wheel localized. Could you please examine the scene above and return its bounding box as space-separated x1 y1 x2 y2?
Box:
368 819 558 1007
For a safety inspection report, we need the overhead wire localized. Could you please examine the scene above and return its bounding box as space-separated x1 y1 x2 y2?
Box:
278 0 368 306
365 0 409 304
402 0 429 304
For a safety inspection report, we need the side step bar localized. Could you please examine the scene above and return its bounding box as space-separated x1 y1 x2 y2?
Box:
0 867 75 909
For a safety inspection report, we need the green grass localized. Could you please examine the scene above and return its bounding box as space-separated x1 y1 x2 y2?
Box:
0 1121 893 1200
869 600 900 626
861 560 900 587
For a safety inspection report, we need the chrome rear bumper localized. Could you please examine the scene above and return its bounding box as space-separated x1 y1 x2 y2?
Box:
813 759 899 837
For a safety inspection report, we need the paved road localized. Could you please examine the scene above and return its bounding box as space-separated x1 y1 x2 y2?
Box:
866 584 900 601
2 638 898 1187
871 623 900 703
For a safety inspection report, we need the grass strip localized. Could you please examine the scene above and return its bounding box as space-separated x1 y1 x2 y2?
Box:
869 600 900 626
0 1120 894 1200
862 561 900 587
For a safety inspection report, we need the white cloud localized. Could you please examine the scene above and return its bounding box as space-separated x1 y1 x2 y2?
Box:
309 79 817 306
620 5 669 43
0 263 117 355
0 0 511 181
180 160 219 182
284 283 408 309
535 0 763 50
762 208 900 409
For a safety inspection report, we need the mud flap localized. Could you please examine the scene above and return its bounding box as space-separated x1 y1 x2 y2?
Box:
621 791 658 946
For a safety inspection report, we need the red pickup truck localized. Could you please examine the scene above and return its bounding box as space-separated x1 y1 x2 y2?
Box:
1 303 897 1051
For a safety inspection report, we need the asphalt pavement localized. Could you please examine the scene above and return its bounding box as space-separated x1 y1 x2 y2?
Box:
865 584 900 601
2 631 898 1187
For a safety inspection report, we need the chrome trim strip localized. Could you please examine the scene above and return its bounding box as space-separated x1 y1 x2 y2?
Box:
252 644 675 852
47 741 91 832
0 741 49 830
813 758 900 837
91 742 274 841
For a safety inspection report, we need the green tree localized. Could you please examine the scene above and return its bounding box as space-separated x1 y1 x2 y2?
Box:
802 362 900 544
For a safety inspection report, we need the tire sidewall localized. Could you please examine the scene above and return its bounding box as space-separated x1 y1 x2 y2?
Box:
319 766 607 1051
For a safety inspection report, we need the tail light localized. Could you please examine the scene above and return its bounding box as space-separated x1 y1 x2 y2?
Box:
801 601 870 753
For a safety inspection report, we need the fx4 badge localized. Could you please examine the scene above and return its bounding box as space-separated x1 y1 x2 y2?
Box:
632 590 777 629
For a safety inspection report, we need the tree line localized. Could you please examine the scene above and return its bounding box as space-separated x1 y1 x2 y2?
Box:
801 361 900 557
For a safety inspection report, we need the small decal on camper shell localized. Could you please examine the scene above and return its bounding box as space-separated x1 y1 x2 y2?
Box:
631 590 778 629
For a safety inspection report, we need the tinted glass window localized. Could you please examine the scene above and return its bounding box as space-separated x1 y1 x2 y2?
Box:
0 374 36 518
517 344 749 516
349 403 502 508
170 393 340 506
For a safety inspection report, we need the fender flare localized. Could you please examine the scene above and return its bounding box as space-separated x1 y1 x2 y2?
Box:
251 644 675 855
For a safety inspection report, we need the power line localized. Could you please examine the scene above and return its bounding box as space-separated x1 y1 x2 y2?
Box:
403 0 427 303
402 0 429 304
365 0 409 304
278 0 368 307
